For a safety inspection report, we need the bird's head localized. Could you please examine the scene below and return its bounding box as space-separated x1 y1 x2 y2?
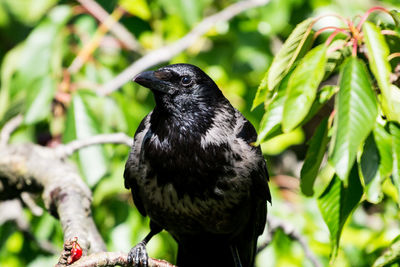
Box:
133 64 224 114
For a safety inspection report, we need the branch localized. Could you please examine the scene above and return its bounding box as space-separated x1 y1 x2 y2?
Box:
0 114 23 147
76 0 142 52
55 132 132 158
0 144 107 254
63 251 176 267
98 0 271 95
258 216 322 267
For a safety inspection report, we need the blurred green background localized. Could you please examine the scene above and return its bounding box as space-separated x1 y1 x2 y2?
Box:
0 0 400 266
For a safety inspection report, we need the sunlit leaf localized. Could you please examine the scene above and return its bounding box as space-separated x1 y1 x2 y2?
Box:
300 118 329 196
267 18 314 93
251 71 268 110
329 57 378 183
119 0 151 20
318 165 363 259
0 45 23 121
363 21 399 123
282 45 327 132
64 92 107 186
256 69 294 144
24 77 55 124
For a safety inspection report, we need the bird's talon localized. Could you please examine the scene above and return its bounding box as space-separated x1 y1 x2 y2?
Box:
128 241 148 267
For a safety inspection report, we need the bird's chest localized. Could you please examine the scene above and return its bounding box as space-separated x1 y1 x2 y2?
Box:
138 135 251 235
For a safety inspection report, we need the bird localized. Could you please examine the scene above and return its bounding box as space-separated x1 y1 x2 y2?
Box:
124 63 271 267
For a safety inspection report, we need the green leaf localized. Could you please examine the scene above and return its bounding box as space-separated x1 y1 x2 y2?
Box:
15 6 71 90
24 77 55 124
363 21 399 123
267 18 314 93
304 85 338 123
64 92 107 186
329 57 378 182
300 118 329 196
318 165 363 259
251 71 268 111
256 69 295 144
0 45 23 121
373 124 393 177
282 45 327 132
365 124 394 203
324 39 350 79
390 122 400 205
360 134 380 185
119 0 151 20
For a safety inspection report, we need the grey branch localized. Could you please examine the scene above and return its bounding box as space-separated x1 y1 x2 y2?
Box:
0 144 107 254
258 216 322 267
67 252 176 267
0 114 23 147
98 0 271 95
55 133 133 158
76 0 142 52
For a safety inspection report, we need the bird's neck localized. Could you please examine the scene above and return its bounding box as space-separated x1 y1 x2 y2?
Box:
150 103 215 141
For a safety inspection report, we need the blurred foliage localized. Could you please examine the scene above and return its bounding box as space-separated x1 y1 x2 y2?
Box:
0 0 400 267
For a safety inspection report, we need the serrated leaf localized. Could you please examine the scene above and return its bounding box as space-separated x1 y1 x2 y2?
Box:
363 21 399 123
24 77 56 124
300 118 329 196
64 92 107 186
267 18 315 93
318 165 363 259
282 45 327 132
329 57 378 182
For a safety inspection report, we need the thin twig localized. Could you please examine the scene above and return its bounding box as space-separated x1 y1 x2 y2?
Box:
98 0 271 95
21 192 43 216
76 0 142 52
258 216 322 267
0 114 23 147
69 6 125 73
55 133 132 158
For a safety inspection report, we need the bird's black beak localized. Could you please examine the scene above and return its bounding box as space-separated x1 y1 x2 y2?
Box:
133 71 170 94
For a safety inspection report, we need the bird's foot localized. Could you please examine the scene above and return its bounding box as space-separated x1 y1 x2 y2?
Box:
128 241 148 267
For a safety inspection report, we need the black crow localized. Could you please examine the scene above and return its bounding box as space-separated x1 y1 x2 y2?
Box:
124 64 271 267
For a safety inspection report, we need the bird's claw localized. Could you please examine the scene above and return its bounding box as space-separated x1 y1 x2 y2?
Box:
128 241 148 267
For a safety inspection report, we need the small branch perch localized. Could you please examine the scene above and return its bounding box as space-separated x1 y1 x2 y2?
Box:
66 252 176 267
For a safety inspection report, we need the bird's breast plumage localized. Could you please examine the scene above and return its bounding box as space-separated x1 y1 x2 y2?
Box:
132 106 260 237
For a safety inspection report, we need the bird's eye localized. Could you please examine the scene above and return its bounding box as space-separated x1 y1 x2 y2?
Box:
180 76 192 86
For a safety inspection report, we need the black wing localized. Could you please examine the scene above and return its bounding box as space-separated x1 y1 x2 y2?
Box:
123 114 151 216
236 117 271 236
